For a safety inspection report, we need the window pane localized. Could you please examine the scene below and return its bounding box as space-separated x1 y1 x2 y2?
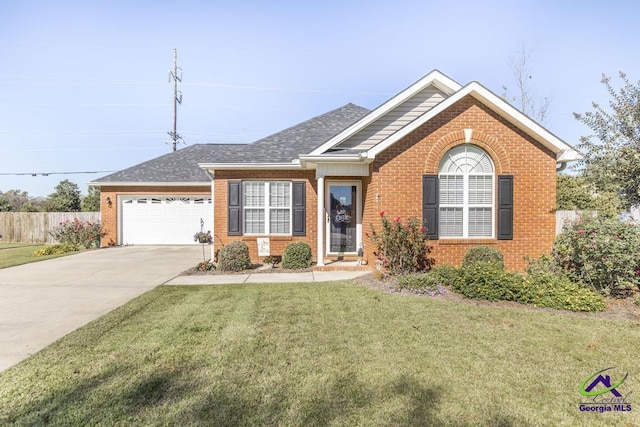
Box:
269 182 290 207
439 208 463 237
270 209 290 234
468 176 493 204
439 175 464 204
244 209 265 234
244 182 264 207
469 208 492 237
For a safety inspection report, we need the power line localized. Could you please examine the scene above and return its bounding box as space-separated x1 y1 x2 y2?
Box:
0 170 115 177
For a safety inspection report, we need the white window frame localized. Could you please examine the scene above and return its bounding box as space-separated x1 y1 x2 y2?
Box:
438 145 495 238
242 181 292 235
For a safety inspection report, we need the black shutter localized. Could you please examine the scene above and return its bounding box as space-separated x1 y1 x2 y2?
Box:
292 181 306 236
497 175 513 240
422 175 439 240
228 180 242 236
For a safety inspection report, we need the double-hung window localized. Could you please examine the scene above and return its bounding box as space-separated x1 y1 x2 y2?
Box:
243 181 291 234
438 145 494 238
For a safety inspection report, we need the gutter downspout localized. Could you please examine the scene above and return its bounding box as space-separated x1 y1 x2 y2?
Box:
556 162 567 172
203 169 215 261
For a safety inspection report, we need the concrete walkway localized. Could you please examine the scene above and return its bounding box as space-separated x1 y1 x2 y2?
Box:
165 270 369 285
0 245 202 372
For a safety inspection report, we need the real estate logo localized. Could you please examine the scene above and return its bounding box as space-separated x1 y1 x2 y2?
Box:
578 367 632 413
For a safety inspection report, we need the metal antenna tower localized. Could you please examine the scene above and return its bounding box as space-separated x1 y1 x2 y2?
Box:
167 49 183 152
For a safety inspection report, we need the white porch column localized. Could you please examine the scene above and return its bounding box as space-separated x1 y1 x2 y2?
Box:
316 175 325 266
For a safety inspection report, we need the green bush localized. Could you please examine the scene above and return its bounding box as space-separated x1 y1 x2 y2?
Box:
32 244 80 257
428 264 460 285
462 245 504 269
50 218 106 249
453 262 520 301
368 212 434 275
453 262 605 312
282 242 313 269
552 215 640 296
218 241 252 272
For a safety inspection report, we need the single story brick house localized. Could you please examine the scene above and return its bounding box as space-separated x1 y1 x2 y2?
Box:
91 70 580 270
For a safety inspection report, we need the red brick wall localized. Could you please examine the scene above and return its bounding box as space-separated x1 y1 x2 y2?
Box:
99 185 210 247
213 170 318 261
362 95 557 271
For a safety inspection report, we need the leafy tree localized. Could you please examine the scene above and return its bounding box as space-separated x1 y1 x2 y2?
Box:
81 186 101 212
0 189 31 212
574 72 640 209
45 180 82 212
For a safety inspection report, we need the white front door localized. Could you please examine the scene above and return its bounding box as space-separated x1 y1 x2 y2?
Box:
325 181 362 255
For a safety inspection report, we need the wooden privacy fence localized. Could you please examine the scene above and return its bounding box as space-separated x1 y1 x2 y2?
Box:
0 212 100 244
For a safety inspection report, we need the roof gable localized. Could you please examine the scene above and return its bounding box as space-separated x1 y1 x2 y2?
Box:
310 70 579 163
309 70 461 156
366 81 580 162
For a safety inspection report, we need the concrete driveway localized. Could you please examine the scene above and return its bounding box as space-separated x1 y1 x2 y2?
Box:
0 245 202 372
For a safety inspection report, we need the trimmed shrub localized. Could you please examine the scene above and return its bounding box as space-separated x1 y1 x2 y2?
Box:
453 262 520 301
218 241 252 272
368 212 434 275
462 245 504 269
32 244 80 257
282 242 313 269
552 215 640 296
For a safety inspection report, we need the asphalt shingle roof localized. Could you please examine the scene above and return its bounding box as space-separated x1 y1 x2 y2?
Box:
94 103 369 184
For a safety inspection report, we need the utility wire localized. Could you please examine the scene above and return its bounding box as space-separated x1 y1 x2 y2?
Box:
0 171 115 177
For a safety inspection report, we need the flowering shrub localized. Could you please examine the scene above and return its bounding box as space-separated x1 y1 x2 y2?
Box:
50 218 106 249
552 215 640 296
369 212 434 275
32 243 80 257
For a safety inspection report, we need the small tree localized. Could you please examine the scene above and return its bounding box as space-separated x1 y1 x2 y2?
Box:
574 72 640 209
369 212 434 275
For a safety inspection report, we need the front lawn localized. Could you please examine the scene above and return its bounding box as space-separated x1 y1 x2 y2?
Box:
0 243 72 269
0 282 638 425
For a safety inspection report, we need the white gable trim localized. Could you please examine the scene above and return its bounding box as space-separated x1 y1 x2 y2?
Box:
366 82 581 162
308 70 461 156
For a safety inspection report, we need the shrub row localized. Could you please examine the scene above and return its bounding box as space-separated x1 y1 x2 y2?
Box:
395 246 605 312
452 262 605 312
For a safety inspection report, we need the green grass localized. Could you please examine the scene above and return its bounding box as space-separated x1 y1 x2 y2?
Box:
1 282 638 426
0 243 74 268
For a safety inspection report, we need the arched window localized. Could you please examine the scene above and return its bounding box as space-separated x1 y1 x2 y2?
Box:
438 145 494 237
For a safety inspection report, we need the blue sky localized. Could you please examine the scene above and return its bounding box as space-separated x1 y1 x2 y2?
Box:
1 0 638 197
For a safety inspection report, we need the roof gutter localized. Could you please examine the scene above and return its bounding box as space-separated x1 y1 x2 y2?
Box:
198 162 304 170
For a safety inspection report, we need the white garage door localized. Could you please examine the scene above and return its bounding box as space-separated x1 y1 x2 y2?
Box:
121 196 213 245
